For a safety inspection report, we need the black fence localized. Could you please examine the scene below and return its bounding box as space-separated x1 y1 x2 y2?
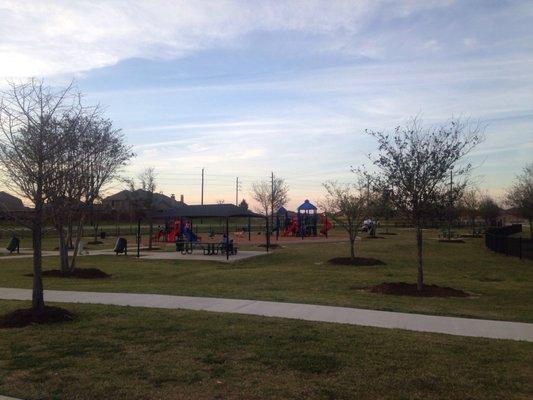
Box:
485 224 533 260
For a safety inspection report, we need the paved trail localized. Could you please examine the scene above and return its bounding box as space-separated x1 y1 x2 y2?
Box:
1 287 532 341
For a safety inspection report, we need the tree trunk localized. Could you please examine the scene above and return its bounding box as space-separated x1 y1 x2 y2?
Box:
416 226 424 291
69 217 85 271
148 216 154 250
471 217 475 237
529 218 532 239
67 217 74 249
32 210 45 311
58 225 70 274
349 234 356 260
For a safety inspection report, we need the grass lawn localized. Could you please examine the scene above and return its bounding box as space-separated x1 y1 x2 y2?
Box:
0 300 531 400
1 229 532 322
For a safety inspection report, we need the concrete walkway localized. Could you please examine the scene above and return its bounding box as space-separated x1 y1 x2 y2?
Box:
1 287 532 342
0 249 268 262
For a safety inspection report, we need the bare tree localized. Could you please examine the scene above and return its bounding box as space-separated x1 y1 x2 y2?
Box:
372 189 396 234
321 180 369 260
50 116 132 273
461 188 481 236
367 117 482 291
251 176 289 216
0 79 83 310
239 199 249 210
126 167 157 250
506 163 533 238
479 196 500 227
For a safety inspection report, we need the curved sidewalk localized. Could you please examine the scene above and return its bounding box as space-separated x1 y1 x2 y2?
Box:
1 287 532 342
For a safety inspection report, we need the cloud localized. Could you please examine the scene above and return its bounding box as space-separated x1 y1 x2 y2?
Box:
0 0 456 78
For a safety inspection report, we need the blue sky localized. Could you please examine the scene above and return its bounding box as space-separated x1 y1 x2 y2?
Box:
1 0 532 210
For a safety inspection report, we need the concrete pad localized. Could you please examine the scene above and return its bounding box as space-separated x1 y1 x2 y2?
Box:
1 287 532 342
0 249 268 262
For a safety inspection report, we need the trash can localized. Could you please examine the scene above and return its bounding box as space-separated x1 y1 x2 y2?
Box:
114 237 127 255
100 231 107 239
6 236 20 254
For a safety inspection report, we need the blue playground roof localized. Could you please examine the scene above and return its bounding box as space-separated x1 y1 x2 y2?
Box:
297 199 317 211
277 206 288 215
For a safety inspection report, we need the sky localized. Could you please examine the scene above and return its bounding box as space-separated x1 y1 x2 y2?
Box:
0 0 532 210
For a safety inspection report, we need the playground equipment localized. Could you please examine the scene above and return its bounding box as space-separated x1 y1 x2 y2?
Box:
320 215 333 235
297 199 318 237
278 201 332 238
167 219 199 243
283 216 299 236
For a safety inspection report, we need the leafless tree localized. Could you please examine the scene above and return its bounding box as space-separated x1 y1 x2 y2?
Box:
50 116 132 272
251 176 289 217
367 117 483 291
321 180 369 260
126 167 157 250
461 188 481 236
506 163 533 237
0 79 83 309
479 195 500 227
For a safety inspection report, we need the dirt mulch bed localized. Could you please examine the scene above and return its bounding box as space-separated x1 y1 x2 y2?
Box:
329 257 385 266
257 244 283 249
0 306 75 328
363 236 386 239
365 282 470 297
439 239 465 243
380 232 397 235
26 268 111 279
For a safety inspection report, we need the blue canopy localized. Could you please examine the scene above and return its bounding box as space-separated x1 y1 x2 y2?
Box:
277 206 288 215
297 199 317 212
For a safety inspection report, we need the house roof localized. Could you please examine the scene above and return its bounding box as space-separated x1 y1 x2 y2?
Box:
155 204 265 219
103 189 185 209
0 192 27 211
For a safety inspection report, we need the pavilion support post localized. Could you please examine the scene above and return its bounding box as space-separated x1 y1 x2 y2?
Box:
266 217 270 252
136 218 141 258
248 216 251 241
226 217 230 260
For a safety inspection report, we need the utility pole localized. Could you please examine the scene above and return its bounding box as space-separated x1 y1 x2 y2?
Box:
235 177 239 205
201 168 204 205
271 172 275 235
448 167 453 240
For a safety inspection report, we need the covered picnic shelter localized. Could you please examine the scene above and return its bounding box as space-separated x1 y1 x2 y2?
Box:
155 204 270 259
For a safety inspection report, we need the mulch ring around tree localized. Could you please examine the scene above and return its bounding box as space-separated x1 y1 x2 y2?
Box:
365 282 470 297
25 268 111 279
0 306 76 329
329 257 386 266
257 244 283 249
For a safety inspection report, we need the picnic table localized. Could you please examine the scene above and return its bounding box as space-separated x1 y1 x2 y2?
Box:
176 240 238 256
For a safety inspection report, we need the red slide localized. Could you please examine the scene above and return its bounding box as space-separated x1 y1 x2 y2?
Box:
320 217 333 235
167 220 182 242
283 217 299 236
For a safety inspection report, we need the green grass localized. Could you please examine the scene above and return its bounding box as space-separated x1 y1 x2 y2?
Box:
1 229 532 322
0 300 531 400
